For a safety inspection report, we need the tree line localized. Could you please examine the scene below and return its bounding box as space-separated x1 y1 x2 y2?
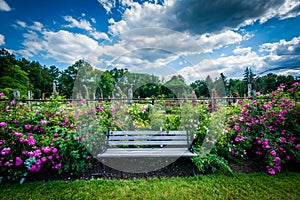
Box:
0 48 298 100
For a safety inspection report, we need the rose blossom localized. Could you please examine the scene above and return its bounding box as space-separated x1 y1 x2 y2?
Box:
15 157 23 166
270 150 277 156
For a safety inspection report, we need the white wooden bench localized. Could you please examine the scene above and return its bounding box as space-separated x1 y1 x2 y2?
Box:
97 130 197 158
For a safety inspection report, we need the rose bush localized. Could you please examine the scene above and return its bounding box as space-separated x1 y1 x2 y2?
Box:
0 97 95 183
218 82 300 174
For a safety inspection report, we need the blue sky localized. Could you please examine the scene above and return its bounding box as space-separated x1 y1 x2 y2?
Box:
0 0 299 82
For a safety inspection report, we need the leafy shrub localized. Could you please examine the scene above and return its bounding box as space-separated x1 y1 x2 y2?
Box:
220 82 300 174
0 97 94 183
192 153 233 174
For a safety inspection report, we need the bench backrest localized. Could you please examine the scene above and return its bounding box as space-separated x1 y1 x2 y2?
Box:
106 130 192 148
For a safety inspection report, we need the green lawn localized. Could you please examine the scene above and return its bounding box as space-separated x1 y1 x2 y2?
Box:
0 172 299 200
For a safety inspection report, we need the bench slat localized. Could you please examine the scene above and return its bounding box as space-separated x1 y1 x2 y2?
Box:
105 148 192 151
109 140 188 146
109 135 187 141
110 131 187 135
98 148 197 157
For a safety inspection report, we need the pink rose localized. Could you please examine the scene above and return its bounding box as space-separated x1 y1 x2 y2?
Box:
270 150 277 156
15 157 23 166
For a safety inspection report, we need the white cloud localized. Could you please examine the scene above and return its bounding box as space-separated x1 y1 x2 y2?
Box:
30 21 44 32
233 46 252 55
63 15 93 31
258 36 300 73
43 30 99 63
16 20 27 28
17 20 99 64
98 0 116 13
87 28 206 69
260 0 300 23
62 15 109 41
178 36 300 82
108 2 166 35
0 34 5 45
0 0 11 11
90 31 109 40
13 20 44 32
178 49 266 83
91 18 96 23
198 31 243 52
21 31 45 57
259 36 300 55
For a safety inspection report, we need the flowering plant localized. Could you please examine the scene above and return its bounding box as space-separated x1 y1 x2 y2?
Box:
0 97 94 183
223 82 300 174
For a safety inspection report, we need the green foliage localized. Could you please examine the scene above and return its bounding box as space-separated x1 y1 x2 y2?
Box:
0 48 59 99
190 80 209 97
164 75 191 98
192 153 233 174
96 71 114 98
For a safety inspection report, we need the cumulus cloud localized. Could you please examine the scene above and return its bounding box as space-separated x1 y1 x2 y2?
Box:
177 49 265 82
0 0 11 12
260 36 300 55
43 30 99 63
86 27 207 71
233 47 252 55
30 21 44 32
98 0 116 13
63 15 93 31
16 20 99 64
90 31 109 40
108 2 166 35
179 36 300 82
198 31 243 52
63 15 109 41
259 36 300 71
0 34 5 45
14 20 44 32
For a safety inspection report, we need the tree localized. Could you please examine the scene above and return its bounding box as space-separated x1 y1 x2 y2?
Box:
213 73 226 97
243 67 255 96
109 67 128 86
205 75 214 97
228 79 243 97
96 71 114 98
58 60 84 98
164 75 190 98
190 80 209 97
0 49 29 98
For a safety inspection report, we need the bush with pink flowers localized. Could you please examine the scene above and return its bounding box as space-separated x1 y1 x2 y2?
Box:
219 82 300 174
0 97 95 183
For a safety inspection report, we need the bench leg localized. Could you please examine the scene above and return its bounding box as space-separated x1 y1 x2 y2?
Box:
99 159 106 177
191 160 197 176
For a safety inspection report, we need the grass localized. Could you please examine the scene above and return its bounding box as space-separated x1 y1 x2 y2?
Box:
0 172 299 200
